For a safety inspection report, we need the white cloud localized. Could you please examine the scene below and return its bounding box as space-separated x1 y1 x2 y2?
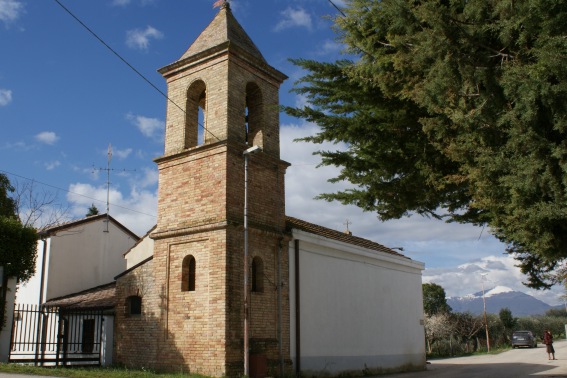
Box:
0 89 12 106
0 0 23 24
126 113 164 141
294 94 309 109
317 40 342 55
275 7 312 32
35 131 60 145
423 255 565 306
126 26 163 51
1 141 33 151
44 160 61 170
111 147 133 160
67 182 157 236
135 167 158 189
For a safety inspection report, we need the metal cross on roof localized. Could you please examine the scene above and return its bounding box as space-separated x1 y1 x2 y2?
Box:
343 219 352 232
213 0 229 9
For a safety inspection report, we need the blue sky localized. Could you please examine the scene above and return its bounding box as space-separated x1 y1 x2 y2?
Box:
1 0 564 305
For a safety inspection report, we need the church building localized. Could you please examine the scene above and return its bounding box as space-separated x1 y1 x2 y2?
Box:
113 3 426 377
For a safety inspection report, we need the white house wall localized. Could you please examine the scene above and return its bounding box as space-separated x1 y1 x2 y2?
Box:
289 229 426 375
17 218 137 305
124 234 154 269
45 219 134 301
16 238 50 305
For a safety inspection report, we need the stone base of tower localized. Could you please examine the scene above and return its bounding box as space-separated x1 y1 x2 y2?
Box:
114 229 228 376
113 224 290 378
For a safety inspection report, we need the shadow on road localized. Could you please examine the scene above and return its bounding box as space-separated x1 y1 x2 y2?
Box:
380 358 566 377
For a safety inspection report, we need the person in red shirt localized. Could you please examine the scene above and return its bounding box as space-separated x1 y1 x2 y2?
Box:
544 330 556 360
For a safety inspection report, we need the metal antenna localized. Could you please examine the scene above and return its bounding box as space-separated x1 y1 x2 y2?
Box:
106 144 111 219
92 143 135 232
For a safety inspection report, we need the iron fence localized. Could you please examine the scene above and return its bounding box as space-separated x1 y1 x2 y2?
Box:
9 304 104 366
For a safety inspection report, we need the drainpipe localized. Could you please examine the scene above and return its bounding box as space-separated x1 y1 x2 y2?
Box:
38 235 48 306
277 238 283 377
35 234 48 366
243 145 261 376
294 239 300 376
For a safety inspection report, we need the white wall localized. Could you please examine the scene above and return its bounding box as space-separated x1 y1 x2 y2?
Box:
289 230 426 375
16 239 49 305
45 219 135 301
124 234 154 269
17 218 137 305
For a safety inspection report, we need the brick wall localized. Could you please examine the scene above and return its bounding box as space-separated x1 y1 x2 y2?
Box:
114 260 162 370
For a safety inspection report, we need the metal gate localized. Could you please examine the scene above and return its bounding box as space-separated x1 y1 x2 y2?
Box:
9 304 104 366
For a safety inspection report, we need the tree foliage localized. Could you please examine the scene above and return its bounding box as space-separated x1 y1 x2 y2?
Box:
545 308 567 318
0 174 38 283
499 307 517 331
0 217 37 283
451 312 484 352
86 204 99 216
424 312 453 354
423 283 452 316
499 307 517 343
0 174 16 218
285 0 567 288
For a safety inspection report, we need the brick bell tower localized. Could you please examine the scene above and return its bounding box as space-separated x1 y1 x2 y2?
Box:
151 3 289 376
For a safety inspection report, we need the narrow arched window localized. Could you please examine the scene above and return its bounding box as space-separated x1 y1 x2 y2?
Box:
251 256 264 293
185 80 207 148
126 295 142 316
245 82 263 147
182 255 196 292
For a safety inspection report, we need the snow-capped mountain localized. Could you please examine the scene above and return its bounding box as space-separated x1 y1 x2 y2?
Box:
446 286 552 316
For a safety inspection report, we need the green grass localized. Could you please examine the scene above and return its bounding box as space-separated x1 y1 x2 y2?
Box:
0 363 212 378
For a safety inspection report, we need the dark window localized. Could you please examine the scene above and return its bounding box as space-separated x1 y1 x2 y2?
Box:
127 295 142 316
82 319 95 353
182 255 196 292
251 256 264 293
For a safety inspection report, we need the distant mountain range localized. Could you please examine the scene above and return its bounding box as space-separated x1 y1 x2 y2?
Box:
447 286 554 317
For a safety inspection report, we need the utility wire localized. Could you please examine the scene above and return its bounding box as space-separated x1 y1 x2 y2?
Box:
52 0 221 142
325 0 376 59
327 0 346 17
0 169 157 219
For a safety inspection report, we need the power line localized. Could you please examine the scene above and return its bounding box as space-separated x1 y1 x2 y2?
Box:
327 0 346 17
52 0 221 143
0 169 157 219
325 0 376 59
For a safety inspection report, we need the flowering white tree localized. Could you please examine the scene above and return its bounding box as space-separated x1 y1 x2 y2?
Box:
424 313 453 354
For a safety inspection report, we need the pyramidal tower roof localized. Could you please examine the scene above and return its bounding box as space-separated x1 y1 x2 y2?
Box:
178 2 266 64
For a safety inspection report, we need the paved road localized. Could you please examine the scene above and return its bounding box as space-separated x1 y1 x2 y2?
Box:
0 342 566 378
381 339 567 378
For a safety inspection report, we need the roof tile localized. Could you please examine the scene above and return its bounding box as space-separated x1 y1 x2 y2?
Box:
43 282 116 310
286 216 408 259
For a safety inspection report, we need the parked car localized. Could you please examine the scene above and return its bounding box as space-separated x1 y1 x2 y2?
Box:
512 330 537 348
